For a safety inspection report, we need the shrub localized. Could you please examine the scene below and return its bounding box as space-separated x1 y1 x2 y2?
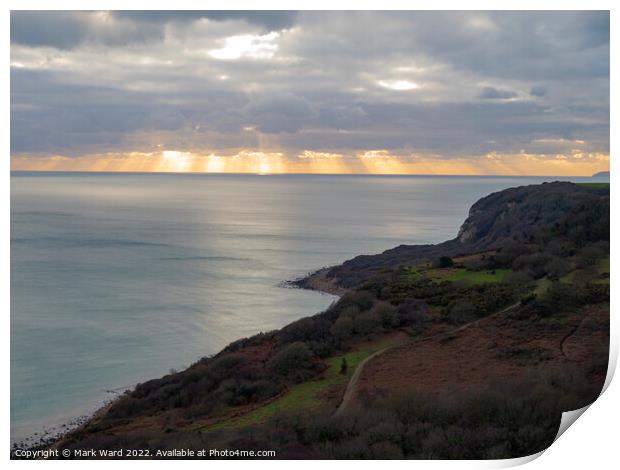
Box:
397 299 431 328
445 300 477 324
578 245 607 267
267 342 317 383
280 316 332 344
524 281 609 317
353 310 383 336
544 257 570 279
330 315 355 340
207 354 248 381
435 256 454 268
256 367 602 459
340 290 375 312
512 252 553 279
504 270 534 285
371 302 398 329
493 242 531 268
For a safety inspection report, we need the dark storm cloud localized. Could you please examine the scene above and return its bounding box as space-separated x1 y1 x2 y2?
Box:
529 86 547 97
10 10 297 49
10 10 609 160
11 11 90 49
478 87 518 100
296 100 607 155
11 68 188 154
397 10 610 81
318 105 370 131
243 93 315 134
10 11 164 49
114 10 298 30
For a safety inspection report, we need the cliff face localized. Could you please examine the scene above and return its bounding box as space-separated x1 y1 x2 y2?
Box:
456 181 606 249
312 182 609 289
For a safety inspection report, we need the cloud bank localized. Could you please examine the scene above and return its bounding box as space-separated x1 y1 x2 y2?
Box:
10 11 610 175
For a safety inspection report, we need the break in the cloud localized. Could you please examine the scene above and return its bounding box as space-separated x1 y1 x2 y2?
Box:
10 11 610 175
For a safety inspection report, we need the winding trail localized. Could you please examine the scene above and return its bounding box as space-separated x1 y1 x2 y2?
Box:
335 347 391 416
334 301 521 416
559 316 587 359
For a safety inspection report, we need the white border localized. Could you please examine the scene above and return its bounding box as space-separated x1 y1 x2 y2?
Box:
3 1 616 468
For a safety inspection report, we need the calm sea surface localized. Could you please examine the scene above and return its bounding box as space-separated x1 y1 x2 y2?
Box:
10 172 596 441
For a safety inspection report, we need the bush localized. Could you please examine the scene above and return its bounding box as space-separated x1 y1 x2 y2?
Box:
435 256 454 268
544 257 570 279
256 366 603 459
512 253 553 279
546 239 576 257
397 299 431 328
504 270 534 285
353 310 383 336
331 300 394 340
207 354 248 382
493 242 531 268
445 300 477 324
343 290 375 311
267 342 318 383
280 316 332 344
578 245 607 267
524 281 609 317
371 303 398 329
331 315 355 340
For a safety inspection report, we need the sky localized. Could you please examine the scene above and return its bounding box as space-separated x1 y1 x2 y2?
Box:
10 10 610 175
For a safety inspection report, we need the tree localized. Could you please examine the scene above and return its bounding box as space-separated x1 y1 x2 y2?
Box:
267 342 316 383
331 315 354 340
436 256 454 268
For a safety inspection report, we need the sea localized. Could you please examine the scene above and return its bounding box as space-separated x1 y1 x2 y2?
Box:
10 172 604 443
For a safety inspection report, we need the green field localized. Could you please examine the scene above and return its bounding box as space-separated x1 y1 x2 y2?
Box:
202 336 401 431
429 268 512 283
408 265 512 284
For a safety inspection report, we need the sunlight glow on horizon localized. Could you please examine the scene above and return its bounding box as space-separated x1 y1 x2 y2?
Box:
10 149 610 177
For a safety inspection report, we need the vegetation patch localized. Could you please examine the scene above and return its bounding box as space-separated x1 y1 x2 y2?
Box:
559 257 610 285
428 267 512 284
205 336 402 430
596 257 610 284
406 264 513 285
259 368 601 459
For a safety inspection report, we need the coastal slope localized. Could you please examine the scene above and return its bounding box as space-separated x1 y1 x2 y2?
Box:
43 182 609 459
298 181 609 290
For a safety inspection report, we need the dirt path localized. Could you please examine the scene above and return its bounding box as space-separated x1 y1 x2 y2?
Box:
334 347 392 416
334 301 521 416
560 316 588 359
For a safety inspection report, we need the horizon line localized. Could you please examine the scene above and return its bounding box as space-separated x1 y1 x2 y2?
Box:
10 169 610 179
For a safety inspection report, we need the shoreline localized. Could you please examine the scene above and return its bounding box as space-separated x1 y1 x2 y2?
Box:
13 269 342 453
11 389 128 453
288 266 349 297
